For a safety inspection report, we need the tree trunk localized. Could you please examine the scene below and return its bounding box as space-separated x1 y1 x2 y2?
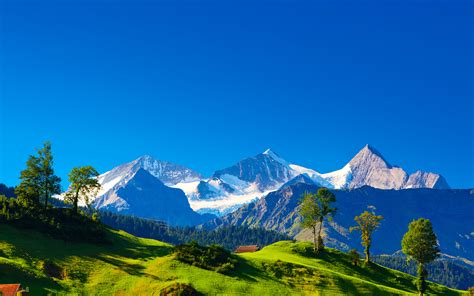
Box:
417 263 427 296
73 188 80 214
44 188 49 209
364 245 370 264
312 225 317 252
317 218 324 252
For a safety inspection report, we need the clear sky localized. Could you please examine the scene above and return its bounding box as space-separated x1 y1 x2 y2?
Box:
0 0 472 189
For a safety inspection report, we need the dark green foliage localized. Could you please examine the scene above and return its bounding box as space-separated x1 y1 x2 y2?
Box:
348 249 360 266
262 260 293 278
0 195 107 243
372 255 474 290
0 184 16 198
15 142 61 209
174 241 237 273
290 242 317 257
39 259 64 279
402 218 440 296
99 210 290 251
159 283 198 296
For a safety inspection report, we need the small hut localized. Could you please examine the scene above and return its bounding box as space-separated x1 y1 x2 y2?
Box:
0 284 29 296
234 245 259 253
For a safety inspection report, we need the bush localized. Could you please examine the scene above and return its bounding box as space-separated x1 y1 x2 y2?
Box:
261 260 313 279
291 243 316 257
174 241 237 273
39 259 64 279
348 249 360 266
160 282 198 296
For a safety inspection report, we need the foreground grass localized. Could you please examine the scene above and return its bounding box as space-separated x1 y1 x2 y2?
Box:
0 224 466 295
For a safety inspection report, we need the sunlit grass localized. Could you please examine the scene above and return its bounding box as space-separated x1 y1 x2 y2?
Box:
0 224 466 295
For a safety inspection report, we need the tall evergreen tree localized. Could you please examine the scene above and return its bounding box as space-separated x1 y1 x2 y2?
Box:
15 154 41 207
299 188 337 253
350 210 383 265
402 218 440 296
65 166 100 214
37 142 61 209
15 142 61 209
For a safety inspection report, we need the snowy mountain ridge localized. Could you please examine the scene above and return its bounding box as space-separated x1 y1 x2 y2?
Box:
76 145 449 217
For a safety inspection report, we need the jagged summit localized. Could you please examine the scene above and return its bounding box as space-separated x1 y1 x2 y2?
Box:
94 168 209 226
341 145 449 190
261 149 288 165
349 144 392 168
76 145 450 218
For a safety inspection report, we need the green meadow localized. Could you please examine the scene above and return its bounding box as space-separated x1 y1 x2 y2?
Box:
0 224 466 295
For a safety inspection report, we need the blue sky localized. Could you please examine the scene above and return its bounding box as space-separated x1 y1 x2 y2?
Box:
0 0 472 188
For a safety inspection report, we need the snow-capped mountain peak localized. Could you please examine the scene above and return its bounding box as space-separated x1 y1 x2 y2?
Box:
262 148 288 165
77 145 450 218
349 144 392 169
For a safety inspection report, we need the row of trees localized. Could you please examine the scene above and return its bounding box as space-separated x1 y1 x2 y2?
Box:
14 142 100 214
99 210 291 251
299 188 440 296
0 142 108 243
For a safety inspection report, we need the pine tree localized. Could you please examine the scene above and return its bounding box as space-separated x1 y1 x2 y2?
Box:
37 142 61 209
15 142 61 209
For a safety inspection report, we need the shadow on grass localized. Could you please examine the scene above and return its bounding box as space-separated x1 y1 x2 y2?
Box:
227 257 275 283
295 249 458 295
0 262 62 295
97 255 160 280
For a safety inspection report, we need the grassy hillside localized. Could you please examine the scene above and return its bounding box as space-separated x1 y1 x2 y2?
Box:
0 224 466 295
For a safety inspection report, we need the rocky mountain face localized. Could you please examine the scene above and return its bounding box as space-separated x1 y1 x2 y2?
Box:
212 149 294 192
181 145 449 215
342 145 450 190
94 168 212 226
86 145 450 218
404 171 450 189
98 155 201 189
188 149 294 201
204 183 473 260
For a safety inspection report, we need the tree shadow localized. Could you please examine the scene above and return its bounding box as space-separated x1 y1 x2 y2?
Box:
0 262 62 295
97 255 160 280
227 257 275 283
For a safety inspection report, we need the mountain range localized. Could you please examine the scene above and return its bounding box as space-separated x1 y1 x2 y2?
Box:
204 183 474 261
53 145 472 263
88 144 449 216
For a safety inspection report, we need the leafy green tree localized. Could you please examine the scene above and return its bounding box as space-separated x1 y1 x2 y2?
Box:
402 218 440 296
65 166 100 214
299 188 337 253
350 210 383 265
15 142 61 209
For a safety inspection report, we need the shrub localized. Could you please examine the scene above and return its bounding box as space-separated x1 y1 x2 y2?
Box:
261 260 313 279
348 249 360 266
291 243 316 257
160 282 198 296
468 286 474 296
39 259 64 279
174 241 237 273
